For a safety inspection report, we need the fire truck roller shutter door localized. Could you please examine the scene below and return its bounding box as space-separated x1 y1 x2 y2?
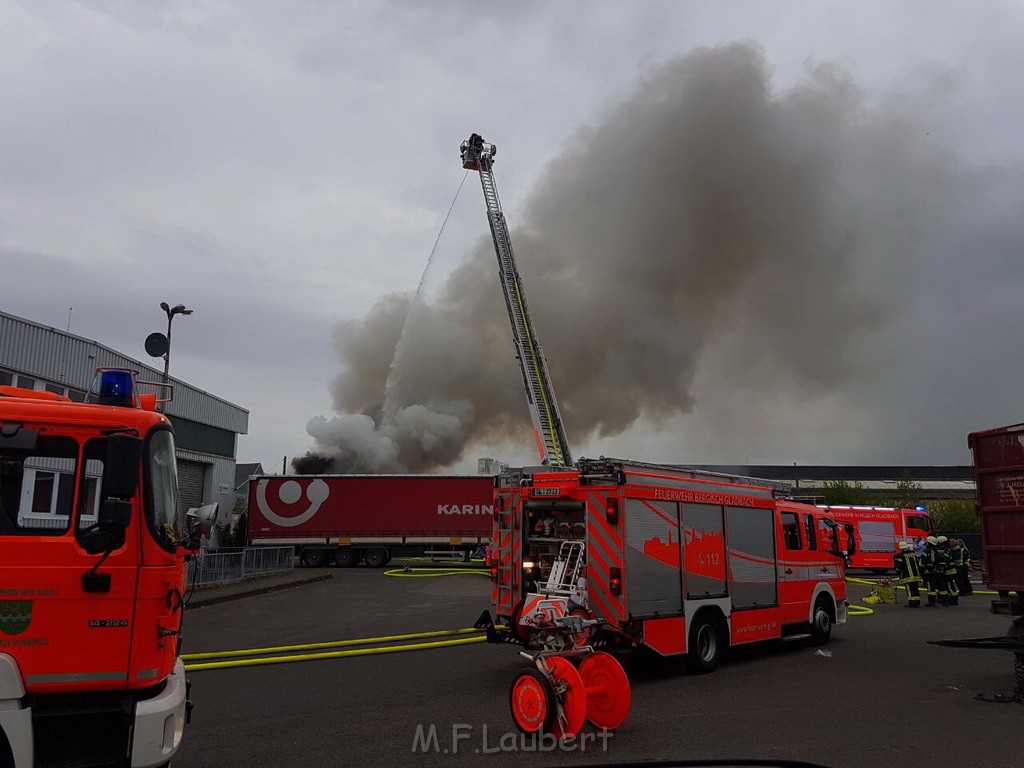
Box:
682 503 727 599
176 460 206 514
624 499 682 617
859 521 897 553
726 506 778 609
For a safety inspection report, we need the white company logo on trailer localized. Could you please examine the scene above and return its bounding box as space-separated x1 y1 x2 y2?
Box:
478 458 849 671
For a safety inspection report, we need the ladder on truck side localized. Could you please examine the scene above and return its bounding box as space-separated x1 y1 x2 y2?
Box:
461 133 573 468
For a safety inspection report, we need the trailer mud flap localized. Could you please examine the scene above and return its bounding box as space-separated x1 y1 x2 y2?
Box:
474 610 520 645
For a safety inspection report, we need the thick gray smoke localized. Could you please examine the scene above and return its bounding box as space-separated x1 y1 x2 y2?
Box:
300 42 950 473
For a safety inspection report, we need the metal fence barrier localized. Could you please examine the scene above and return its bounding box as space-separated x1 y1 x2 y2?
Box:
188 546 295 588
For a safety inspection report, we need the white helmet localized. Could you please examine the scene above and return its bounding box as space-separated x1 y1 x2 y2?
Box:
898 541 911 551
937 535 948 544
927 536 938 545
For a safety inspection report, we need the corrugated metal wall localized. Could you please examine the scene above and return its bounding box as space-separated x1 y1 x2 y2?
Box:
0 311 248 434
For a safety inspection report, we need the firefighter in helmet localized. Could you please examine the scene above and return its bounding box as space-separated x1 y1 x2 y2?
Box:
893 541 922 608
937 535 959 605
954 536 970 598
922 536 940 607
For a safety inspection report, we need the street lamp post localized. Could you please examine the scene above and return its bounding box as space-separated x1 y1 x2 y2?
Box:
159 302 193 412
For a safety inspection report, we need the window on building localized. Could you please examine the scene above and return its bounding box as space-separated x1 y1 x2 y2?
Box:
781 512 802 550
67 389 87 403
44 383 65 395
15 375 36 390
803 513 818 550
31 473 56 513
0 436 78 535
0 370 12 386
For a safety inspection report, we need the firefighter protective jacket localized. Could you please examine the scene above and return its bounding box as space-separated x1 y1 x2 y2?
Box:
894 551 922 582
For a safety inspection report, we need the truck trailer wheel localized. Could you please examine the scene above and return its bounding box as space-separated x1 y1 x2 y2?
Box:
333 548 357 568
300 548 328 568
362 548 388 568
688 613 725 674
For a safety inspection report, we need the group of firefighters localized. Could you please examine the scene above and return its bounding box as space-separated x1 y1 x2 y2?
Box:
891 535 973 607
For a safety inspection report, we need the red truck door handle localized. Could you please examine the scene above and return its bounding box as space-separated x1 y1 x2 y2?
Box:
784 568 794 575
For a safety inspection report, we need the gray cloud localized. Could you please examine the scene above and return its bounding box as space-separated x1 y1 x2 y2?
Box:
304 42 955 472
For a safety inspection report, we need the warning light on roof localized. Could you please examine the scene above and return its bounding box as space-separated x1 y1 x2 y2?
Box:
97 369 135 407
915 505 926 512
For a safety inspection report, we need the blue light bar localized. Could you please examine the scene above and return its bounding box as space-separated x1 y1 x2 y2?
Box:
97 369 135 407
915 505 926 511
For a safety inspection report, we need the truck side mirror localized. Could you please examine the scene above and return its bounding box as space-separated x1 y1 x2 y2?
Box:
101 433 143 499
81 499 133 555
185 503 219 551
99 498 133 530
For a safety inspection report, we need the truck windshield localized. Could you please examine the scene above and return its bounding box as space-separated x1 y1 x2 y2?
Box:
146 428 183 551
0 435 79 535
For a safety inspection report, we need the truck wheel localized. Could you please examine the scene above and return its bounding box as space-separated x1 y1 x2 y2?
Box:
300 548 328 568
363 548 388 568
688 613 724 674
333 548 357 568
809 597 834 645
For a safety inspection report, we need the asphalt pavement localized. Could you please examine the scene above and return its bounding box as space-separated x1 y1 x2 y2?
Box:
174 568 1020 768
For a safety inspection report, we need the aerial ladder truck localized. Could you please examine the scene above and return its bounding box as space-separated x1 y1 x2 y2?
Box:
460 133 573 469
462 134 630 738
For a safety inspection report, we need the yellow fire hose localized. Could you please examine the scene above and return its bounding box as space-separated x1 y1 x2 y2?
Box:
182 627 487 672
846 576 998 595
384 567 490 577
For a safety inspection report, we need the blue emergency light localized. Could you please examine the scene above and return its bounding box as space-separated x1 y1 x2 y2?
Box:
915 505 926 511
96 369 135 407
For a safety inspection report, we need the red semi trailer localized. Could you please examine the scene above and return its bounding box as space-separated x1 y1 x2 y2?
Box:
931 424 1024 702
247 474 494 567
968 424 1024 615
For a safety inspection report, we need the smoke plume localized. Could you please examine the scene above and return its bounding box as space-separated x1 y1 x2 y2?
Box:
298 42 950 473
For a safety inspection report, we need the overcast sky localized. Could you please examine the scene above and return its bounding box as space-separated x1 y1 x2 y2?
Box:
3 1 1023 470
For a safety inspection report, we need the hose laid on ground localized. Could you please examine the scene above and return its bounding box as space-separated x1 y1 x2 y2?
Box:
846 576 998 595
847 604 874 616
182 626 486 671
384 567 490 577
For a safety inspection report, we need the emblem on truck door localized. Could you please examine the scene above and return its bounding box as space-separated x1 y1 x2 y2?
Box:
255 479 330 527
0 601 32 636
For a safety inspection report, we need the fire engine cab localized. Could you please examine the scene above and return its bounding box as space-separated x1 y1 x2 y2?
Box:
480 458 849 670
0 370 194 768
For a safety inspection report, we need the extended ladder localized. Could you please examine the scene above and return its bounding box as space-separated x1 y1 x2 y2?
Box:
460 133 573 467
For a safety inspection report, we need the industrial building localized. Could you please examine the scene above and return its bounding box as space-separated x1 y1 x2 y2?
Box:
687 465 976 501
0 310 249 527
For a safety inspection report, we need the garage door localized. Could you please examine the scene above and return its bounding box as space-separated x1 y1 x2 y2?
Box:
177 459 207 513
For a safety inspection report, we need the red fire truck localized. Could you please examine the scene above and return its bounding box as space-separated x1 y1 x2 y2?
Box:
478 459 849 673
462 134 848 735
0 370 194 768
817 505 933 572
247 474 493 567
